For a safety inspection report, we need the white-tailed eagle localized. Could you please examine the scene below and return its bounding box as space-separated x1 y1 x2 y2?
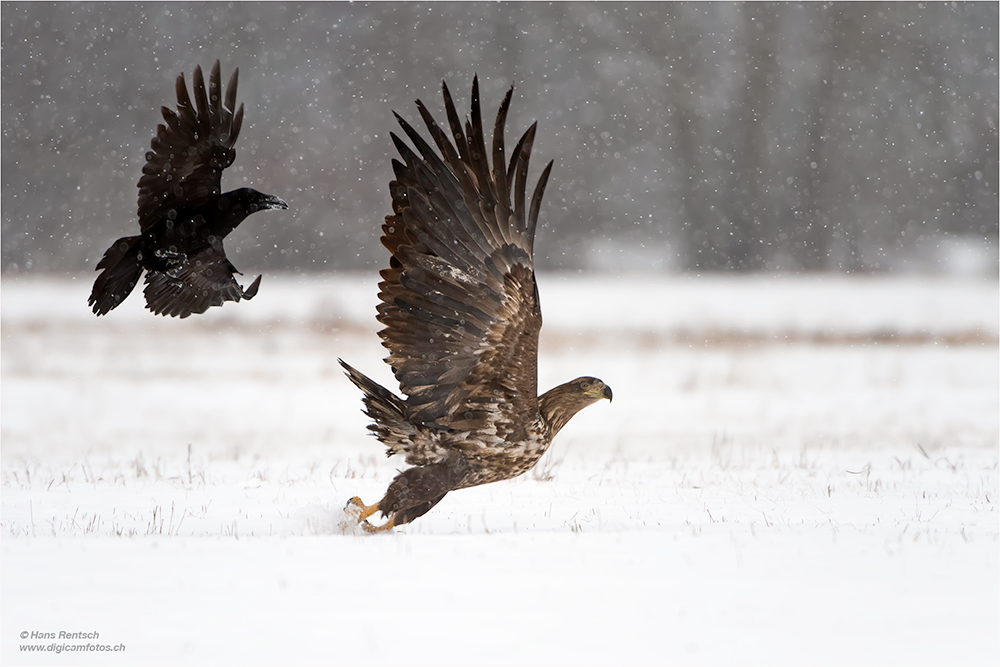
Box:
341 77 611 532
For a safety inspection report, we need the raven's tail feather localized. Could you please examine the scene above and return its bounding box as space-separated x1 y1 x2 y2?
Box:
89 235 143 316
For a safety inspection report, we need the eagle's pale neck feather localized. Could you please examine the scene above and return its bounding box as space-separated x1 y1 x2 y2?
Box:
538 381 598 437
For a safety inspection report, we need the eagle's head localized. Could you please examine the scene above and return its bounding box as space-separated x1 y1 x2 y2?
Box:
538 376 612 437
576 377 613 403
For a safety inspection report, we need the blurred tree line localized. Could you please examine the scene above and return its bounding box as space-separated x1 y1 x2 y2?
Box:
2 2 996 274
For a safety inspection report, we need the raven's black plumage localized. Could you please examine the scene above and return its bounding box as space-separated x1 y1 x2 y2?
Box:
341 77 611 533
89 61 287 318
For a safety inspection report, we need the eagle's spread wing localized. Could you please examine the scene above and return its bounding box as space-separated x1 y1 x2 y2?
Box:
377 77 553 444
137 60 244 231
142 244 260 318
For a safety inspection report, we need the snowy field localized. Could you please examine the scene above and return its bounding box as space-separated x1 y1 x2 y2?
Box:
2 272 998 666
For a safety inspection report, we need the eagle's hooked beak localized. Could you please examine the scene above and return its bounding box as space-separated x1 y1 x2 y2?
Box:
586 381 613 403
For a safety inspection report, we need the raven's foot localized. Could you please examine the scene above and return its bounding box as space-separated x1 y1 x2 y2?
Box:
154 248 185 262
154 249 189 281
240 274 262 300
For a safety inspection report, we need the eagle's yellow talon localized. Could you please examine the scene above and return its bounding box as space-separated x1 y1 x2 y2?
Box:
360 515 396 533
346 496 381 522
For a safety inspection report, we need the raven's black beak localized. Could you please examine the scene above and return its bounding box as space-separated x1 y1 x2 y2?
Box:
262 195 289 210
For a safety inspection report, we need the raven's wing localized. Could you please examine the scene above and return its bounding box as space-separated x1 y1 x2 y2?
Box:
137 61 244 231
377 77 553 444
142 245 260 319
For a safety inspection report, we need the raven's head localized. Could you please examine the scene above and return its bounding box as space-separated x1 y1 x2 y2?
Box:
245 190 289 213
213 188 288 237
218 188 288 214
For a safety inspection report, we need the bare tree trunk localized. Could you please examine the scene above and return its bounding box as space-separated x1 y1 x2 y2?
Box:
723 3 781 270
795 5 845 270
661 5 719 271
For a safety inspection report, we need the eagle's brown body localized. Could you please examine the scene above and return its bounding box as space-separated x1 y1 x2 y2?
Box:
341 78 611 532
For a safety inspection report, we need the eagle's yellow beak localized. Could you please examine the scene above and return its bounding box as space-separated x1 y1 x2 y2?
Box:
586 381 613 403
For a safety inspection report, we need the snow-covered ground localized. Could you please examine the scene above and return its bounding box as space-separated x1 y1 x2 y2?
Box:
2 273 998 666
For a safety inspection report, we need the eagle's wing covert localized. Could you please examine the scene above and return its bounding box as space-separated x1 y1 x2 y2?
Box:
137 61 244 231
377 77 553 444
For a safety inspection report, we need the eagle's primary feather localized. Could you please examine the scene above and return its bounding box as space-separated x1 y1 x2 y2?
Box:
341 77 611 532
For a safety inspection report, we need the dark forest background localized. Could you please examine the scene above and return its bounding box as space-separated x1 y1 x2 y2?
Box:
2 2 997 275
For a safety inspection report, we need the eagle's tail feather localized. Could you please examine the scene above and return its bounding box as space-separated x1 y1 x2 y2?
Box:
338 359 415 457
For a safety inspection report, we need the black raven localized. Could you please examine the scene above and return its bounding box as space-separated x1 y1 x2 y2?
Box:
89 61 287 318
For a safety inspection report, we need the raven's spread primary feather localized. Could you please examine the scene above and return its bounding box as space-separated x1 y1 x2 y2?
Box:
89 61 287 318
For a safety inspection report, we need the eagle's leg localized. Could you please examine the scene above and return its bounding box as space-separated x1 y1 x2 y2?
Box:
346 459 466 532
355 495 445 533
345 496 380 521
344 496 396 532
360 514 396 533
392 493 448 526
372 461 464 529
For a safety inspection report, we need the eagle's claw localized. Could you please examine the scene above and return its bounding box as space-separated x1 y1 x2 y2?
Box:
344 496 395 533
